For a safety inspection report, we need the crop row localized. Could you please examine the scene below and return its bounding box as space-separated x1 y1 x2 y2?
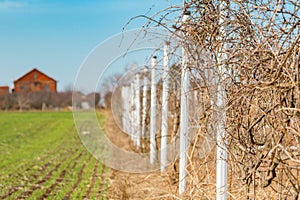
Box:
0 112 108 199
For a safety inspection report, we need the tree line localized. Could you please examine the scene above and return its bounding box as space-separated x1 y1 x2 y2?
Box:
0 91 100 111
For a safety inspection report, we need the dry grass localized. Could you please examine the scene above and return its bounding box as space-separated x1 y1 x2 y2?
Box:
103 108 299 199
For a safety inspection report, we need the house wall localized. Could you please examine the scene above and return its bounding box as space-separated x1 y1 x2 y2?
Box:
14 70 56 92
0 86 9 95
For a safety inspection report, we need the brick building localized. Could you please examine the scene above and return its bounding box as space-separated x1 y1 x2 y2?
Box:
0 86 9 95
13 68 57 93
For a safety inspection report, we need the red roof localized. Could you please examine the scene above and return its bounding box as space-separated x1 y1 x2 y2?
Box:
14 68 57 83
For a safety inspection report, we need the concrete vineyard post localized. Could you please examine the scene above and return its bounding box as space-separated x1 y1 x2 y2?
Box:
150 56 157 164
141 69 148 149
179 11 191 195
216 1 228 200
135 74 141 148
161 42 170 171
130 82 135 142
121 86 128 133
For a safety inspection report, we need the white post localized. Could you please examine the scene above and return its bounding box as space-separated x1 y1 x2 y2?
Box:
194 90 198 105
141 69 148 141
161 42 170 171
216 1 228 200
150 56 157 164
121 86 126 131
124 86 130 133
130 82 135 142
179 11 191 195
135 74 141 148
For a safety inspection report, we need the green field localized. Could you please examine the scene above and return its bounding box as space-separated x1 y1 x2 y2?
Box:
0 112 108 199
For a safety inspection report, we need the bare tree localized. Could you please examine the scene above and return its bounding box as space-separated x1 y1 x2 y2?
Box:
0 94 15 110
15 92 31 111
86 92 101 108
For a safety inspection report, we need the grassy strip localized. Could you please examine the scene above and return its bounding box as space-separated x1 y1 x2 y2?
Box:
0 112 76 172
0 112 109 199
32 149 89 199
0 111 109 199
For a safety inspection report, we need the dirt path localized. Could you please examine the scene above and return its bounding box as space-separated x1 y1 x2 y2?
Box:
103 111 183 200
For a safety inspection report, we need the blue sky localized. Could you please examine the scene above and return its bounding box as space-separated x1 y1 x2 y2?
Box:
0 0 181 91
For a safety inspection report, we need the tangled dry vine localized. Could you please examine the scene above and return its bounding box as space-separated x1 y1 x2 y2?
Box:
132 0 300 199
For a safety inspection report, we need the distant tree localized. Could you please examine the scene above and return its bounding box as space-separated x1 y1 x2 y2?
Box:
0 94 15 110
86 92 101 108
49 92 61 108
57 92 73 108
72 91 84 109
104 91 112 109
100 74 121 97
15 92 30 111
64 84 74 93
29 91 51 109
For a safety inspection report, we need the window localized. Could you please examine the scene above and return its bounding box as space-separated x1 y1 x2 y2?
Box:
20 85 26 90
44 85 50 91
